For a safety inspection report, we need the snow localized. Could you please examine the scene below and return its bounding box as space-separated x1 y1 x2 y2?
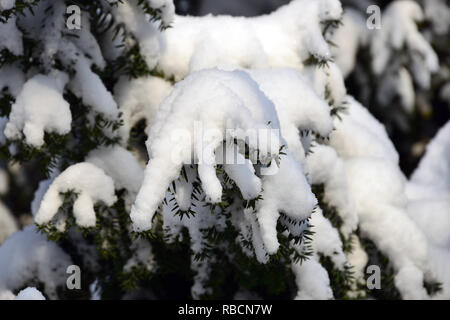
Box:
39 1 66 69
112 0 174 70
162 183 227 254
156 0 343 81
292 258 333 300
114 75 173 143
371 1 438 77
215 143 262 200
131 68 283 231
310 207 347 269
0 226 72 299
325 96 432 299
15 287 46 300
0 0 15 10
406 120 450 299
256 152 316 254
306 144 357 238
0 16 23 56
422 0 450 35
0 0 447 301
59 40 119 119
123 239 155 273
67 12 106 70
329 96 399 163
346 235 368 296
245 67 334 163
132 68 317 260
410 120 450 190
4 71 71 147
0 202 17 244
331 9 367 78
34 162 117 228
303 61 347 108
86 146 144 207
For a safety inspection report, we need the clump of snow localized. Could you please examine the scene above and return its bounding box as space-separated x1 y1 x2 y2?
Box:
406 120 450 299
132 68 317 260
86 146 144 207
331 9 368 78
112 0 174 70
326 96 431 299
256 153 316 254
123 239 155 273
310 207 348 269
35 162 117 228
346 235 368 297
0 16 23 56
303 61 347 108
67 11 106 70
15 287 46 300
4 71 71 147
422 0 450 35
39 1 66 69
245 67 334 163
329 96 399 163
306 144 357 238
0 0 15 10
0 226 72 299
371 1 438 79
131 69 282 231
114 75 173 143
292 258 333 300
410 120 450 191
156 0 343 81
59 40 118 119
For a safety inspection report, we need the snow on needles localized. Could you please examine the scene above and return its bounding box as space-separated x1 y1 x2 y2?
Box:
35 162 117 228
131 68 317 257
406 121 450 299
328 96 431 299
156 0 343 81
371 0 438 78
0 226 72 299
4 71 71 147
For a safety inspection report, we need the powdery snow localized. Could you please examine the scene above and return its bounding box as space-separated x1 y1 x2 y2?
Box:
156 0 343 81
114 75 173 143
0 226 72 299
35 162 117 228
131 68 317 260
131 68 283 231
406 120 450 298
4 71 71 147
15 287 46 300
